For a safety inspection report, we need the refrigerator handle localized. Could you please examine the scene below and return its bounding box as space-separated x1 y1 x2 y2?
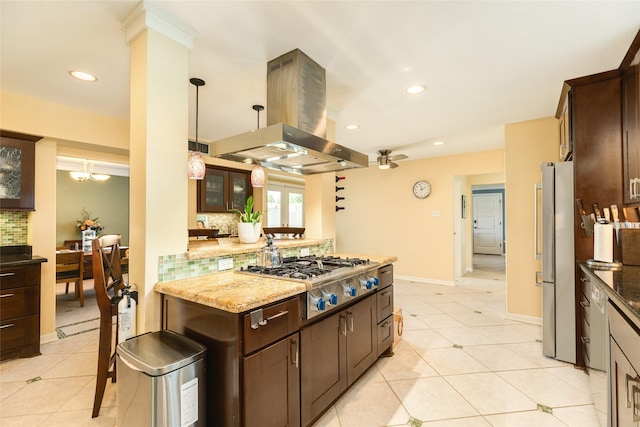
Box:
534 183 542 260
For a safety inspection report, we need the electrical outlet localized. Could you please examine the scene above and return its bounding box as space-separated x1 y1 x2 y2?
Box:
218 258 234 271
300 248 310 257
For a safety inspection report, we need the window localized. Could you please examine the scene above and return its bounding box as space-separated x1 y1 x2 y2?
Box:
267 181 305 227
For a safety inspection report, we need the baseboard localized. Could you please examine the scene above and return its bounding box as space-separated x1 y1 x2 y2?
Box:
505 312 542 325
394 274 455 287
41 331 59 344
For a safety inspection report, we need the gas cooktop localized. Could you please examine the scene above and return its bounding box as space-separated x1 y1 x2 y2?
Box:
238 255 378 287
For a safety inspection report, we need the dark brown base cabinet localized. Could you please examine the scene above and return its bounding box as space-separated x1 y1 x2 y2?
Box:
300 296 376 426
0 264 42 361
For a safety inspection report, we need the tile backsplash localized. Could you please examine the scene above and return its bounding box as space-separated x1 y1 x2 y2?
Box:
196 213 240 235
0 211 29 246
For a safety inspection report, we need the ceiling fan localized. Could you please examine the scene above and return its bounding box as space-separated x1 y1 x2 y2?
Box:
375 149 408 169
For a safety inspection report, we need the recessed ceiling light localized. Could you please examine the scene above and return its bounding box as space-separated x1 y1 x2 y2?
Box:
405 84 426 95
69 70 97 82
345 124 359 130
433 141 445 146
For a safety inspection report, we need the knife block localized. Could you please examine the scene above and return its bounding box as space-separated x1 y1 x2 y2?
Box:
620 228 640 265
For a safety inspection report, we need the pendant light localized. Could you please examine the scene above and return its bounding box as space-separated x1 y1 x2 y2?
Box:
187 77 206 180
250 104 266 188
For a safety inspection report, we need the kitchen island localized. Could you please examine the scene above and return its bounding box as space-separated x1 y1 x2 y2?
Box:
578 263 640 426
155 253 397 427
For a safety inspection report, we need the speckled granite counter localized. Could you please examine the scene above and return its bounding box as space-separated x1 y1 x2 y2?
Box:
579 263 640 330
0 245 47 266
187 237 331 260
155 254 397 313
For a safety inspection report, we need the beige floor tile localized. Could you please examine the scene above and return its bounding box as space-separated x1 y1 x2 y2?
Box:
402 329 452 351
417 347 490 376
0 353 68 383
473 324 541 344
484 409 567 426
421 416 492 426
497 369 594 408
376 345 438 381
552 404 602 427
334 380 409 427
544 366 592 390
0 413 52 426
431 326 497 347
502 342 568 368
0 381 25 402
40 329 99 355
0 376 92 417
416 314 465 329
462 344 542 371
60 376 117 412
42 352 98 379
400 313 431 331
429 302 476 314
389 377 479 421
310 406 341 427
43 406 116 427
444 372 537 414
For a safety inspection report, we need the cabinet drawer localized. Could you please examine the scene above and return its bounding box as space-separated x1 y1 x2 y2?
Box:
0 265 40 289
376 285 393 322
0 286 39 321
580 294 590 325
609 303 640 374
244 297 299 355
377 314 393 357
1 315 39 353
378 264 393 290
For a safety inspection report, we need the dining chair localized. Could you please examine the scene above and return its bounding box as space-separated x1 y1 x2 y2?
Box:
91 234 125 418
55 251 85 307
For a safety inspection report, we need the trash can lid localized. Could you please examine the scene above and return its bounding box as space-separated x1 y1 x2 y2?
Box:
116 330 206 376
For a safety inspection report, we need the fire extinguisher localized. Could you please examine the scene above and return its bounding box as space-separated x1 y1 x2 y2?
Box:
118 285 136 344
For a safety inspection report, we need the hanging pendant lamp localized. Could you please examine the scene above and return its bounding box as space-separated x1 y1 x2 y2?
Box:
250 104 266 188
187 77 206 180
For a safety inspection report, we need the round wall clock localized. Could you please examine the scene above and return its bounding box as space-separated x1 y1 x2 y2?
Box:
412 180 432 199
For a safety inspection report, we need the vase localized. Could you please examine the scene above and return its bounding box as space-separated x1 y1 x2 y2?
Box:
237 222 261 244
82 229 96 252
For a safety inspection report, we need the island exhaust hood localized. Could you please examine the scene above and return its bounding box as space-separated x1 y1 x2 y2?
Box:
210 49 369 174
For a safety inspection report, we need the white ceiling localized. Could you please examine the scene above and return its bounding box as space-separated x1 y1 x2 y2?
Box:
2 1 639 166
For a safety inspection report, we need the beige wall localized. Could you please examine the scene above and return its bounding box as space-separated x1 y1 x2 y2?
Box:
335 149 505 284
504 116 560 322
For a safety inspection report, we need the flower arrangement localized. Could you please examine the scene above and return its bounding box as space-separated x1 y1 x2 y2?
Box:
76 208 104 232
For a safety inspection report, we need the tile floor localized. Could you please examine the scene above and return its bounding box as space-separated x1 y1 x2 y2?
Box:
0 255 607 426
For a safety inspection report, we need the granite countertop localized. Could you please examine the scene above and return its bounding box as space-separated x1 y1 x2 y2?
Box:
155 254 398 313
579 263 640 330
0 245 47 267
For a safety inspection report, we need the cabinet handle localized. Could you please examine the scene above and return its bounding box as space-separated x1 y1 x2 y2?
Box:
380 321 391 328
290 338 299 369
625 374 640 410
579 300 590 308
580 277 590 283
0 272 15 277
380 290 392 297
0 324 14 329
340 314 347 336
347 311 354 333
266 311 288 322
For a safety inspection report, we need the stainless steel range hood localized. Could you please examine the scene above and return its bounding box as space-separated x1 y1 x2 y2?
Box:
211 49 369 174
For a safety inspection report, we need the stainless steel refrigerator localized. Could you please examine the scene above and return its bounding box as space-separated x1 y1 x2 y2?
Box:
536 161 575 364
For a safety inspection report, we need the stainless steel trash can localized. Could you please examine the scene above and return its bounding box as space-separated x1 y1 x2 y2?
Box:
116 330 206 427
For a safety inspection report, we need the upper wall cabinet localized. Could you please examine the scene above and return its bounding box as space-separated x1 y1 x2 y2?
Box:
0 131 42 211
623 64 640 204
197 165 252 213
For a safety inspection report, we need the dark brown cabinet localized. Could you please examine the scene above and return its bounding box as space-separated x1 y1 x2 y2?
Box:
376 265 394 357
197 165 252 213
0 263 42 361
623 64 640 204
0 132 41 211
300 295 376 426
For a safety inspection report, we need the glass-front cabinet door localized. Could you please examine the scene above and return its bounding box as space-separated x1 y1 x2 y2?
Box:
197 166 252 213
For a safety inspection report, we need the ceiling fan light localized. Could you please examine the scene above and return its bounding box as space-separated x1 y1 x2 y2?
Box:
378 163 390 170
91 174 111 181
251 165 265 187
70 171 90 181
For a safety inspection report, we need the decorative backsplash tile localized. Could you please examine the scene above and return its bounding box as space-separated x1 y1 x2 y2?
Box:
196 213 240 235
158 238 335 282
0 211 29 246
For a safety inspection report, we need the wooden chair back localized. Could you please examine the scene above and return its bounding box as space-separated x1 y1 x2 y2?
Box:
55 250 84 306
91 233 124 418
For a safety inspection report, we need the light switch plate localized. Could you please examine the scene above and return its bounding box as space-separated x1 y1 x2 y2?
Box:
218 258 234 271
300 248 310 257
431 210 441 217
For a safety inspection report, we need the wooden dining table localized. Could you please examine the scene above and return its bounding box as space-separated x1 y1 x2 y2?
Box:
56 246 129 280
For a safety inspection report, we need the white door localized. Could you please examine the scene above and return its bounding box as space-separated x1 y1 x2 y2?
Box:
472 193 503 255
267 184 304 227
